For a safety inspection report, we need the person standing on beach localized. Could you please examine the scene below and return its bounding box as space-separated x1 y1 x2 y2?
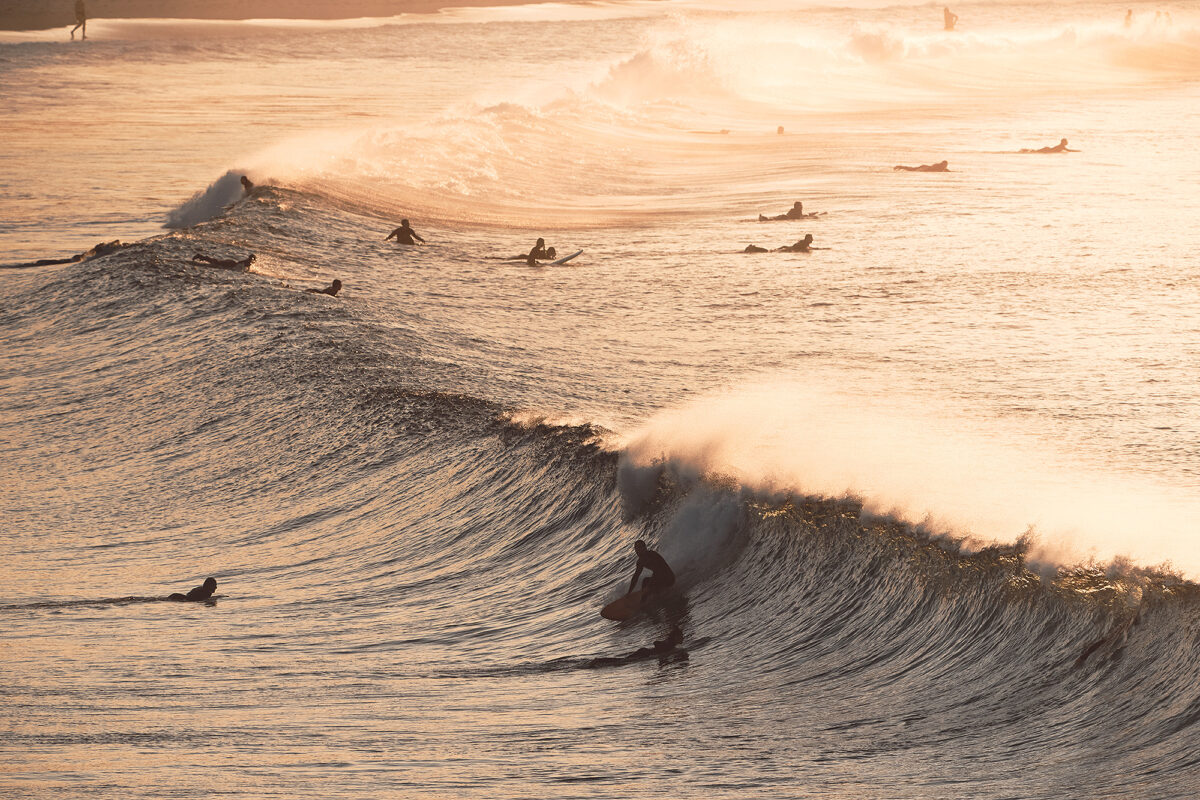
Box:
70 0 87 40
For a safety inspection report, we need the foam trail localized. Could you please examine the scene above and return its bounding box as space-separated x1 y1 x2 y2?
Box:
617 380 1200 575
164 169 249 229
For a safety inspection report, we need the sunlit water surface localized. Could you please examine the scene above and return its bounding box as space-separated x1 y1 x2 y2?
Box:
3 1 1200 797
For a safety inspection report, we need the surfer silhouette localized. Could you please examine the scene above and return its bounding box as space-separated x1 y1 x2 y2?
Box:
306 279 342 296
743 234 816 253
1020 138 1077 154
588 626 687 667
167 577 217 603
629 539 675 597
776 234 814 252
240 175 254 193
759 201 820 221
71 0 87 40
385 219 425 245
192 252 256 270
894 160 950 172
943 6 958 30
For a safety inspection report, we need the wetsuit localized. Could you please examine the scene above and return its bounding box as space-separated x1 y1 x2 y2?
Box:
633 549 675 594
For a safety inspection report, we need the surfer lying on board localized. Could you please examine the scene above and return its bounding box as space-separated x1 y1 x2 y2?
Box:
192 252 256 270
1020 138 1077 154
629 539 676 598
306 279 342 296
504 239 556 261
588 626 687 667
167 577 217 603
759 201 821 221
385 219 425 245
894 160 950 172
743 234 816 253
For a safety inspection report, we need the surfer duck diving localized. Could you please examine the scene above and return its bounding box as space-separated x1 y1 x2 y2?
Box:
600 540 675 621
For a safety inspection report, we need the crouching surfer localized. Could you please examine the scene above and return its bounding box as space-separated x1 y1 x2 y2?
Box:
629 539 675 598
167 577 217 603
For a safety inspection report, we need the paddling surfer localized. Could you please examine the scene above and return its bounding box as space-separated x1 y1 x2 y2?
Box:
306 279 342 296
587 626 687 667
759 201 820 221
628 539 675 598
192 252 255 270
167 577 217 603
385 219 425 245
1020 138 1077 154
893 160 950 172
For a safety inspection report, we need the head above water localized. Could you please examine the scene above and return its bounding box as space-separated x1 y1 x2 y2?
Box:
1060 138 1068 146
634 539 647 554
401 219 410 227
331 279 342 290
803 233 813 243
666 626 683 646
203 577 217 591
793 202 803 210
536 238 545 247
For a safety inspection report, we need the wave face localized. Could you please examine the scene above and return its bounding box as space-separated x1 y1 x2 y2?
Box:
4 3 1200 796
3 185 1200 798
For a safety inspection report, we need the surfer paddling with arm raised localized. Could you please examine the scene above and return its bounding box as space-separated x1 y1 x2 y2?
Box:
629 539 676 598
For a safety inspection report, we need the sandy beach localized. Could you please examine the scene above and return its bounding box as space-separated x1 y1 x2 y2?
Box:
0 0 554 31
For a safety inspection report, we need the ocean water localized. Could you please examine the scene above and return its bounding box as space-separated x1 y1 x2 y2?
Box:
2 0 1200 796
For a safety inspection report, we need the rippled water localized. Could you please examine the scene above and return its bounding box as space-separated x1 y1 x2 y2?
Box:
2 1 1200 797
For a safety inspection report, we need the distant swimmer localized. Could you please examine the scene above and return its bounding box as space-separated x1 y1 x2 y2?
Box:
192 252 256 270
759 201 821 221
1020 138 1078 154
777 126 785 135
385 219 425 245
894 160 950 172
587 626 688 667
1124 8 1133 27
306 279 342 296
628 539 675 598
240 175 254 193
167 577 217 603
70 0 86 40
943 6 958 31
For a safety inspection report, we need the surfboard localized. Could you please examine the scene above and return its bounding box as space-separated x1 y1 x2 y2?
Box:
548 249 583 266
600 589 644 621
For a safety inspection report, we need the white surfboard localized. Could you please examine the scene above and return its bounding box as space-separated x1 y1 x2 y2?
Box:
548 249 583 266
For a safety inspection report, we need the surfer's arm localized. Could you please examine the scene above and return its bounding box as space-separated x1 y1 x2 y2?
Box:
628 565 643 594
385 229 399 241
413 231 426 243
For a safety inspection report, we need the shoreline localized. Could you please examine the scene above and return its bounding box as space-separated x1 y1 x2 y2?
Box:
0 0 564 32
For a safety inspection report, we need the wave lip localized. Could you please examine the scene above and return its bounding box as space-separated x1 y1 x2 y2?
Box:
164 169 250 228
